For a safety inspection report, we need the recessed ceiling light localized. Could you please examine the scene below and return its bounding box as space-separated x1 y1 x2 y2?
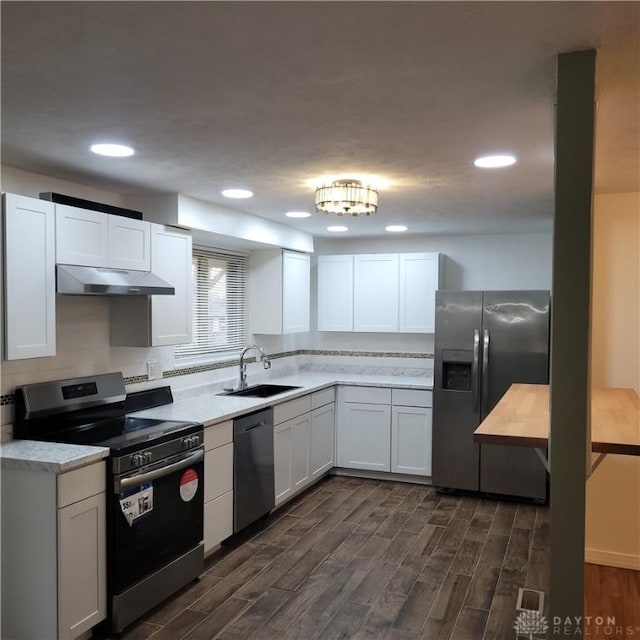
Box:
90 143 134 157
327 225 348 232
386 225 408 233
221 188 253 199
286 211 312 218
473 154 517 168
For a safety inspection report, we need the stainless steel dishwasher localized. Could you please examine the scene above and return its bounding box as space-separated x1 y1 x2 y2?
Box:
233 407 275 532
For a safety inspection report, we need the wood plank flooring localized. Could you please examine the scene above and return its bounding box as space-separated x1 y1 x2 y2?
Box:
118 476 549 640
584 563 640 638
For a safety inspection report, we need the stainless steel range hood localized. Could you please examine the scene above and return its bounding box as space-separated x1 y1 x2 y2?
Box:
56 265 175 296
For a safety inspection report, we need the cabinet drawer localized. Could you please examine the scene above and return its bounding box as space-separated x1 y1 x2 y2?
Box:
274 395 312 424
204 490 233 554
392 389 433 408
204 443 233 502
204 420 233 450
58 462 106 508
340 386 391 405
311 387 335 409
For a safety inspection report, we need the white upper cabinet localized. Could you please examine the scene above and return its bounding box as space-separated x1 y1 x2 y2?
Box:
317 252 442 334
249 250 310 335
353 254 399 332
107 216 151 271
110 224 192 347
55 205 109 267
317 255 354 331
55 204 151 271
398 253 441 333
3 193 56 359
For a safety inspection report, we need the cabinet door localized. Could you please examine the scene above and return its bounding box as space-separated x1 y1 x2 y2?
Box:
274 420 293 506
3 194 56 359
337 402 391 471
310 403 335 479
108 216 150 271
399 253 439 333
292 413 311 491
282 251 310 333
391 406 432 476
317 255 354 331
353 254 399 332
57 492 106 640
55 205 108 267
204 491 233 554
204 443 233 502
150 225 193 345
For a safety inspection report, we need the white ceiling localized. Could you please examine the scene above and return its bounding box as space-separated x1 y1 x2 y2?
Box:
1 2 638 238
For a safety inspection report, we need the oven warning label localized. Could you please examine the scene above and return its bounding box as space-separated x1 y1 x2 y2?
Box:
180 469 198 502
119 482 153 526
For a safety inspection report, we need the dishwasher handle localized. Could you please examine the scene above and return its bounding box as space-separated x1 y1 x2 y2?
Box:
238 420 267 434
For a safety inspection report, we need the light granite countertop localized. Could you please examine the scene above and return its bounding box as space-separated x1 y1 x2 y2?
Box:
0 440 110 473
131 372 433 427
1 371 432 472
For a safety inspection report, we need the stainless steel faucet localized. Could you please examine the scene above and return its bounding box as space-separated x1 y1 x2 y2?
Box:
238 344 271 389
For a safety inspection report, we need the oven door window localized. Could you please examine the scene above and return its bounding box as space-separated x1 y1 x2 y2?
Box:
111 452 204 593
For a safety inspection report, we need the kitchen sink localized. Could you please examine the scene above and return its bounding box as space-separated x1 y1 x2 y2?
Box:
218 384 302 398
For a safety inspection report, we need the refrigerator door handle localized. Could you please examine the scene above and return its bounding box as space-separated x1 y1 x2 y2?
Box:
482 329 490 417
472 329 480 411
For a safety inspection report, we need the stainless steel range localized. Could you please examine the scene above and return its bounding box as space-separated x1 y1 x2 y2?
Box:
14 372 205 634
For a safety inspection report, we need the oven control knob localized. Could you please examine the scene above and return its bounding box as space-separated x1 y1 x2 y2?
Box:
130 453 145 467
143 451 152 463
182 437 192 449
191 435 200 447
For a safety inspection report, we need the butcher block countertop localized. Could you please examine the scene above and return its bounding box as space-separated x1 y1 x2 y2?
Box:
474 383 640 456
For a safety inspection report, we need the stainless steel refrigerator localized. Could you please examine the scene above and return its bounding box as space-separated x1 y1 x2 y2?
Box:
432 290 550 500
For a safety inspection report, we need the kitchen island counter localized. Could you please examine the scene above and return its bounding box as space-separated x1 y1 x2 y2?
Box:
474 383 640 463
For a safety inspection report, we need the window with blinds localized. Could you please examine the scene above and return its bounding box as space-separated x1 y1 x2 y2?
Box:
175 247 247 359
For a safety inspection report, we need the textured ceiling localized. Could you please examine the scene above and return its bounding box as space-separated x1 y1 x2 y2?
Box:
1 1 638 238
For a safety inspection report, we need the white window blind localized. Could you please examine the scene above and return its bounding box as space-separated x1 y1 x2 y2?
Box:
175 247 247 359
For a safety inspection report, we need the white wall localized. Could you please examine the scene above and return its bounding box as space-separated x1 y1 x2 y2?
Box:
1 165 125 207
585 192 640 570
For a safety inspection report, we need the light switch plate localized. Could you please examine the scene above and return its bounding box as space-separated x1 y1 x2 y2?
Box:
147 361 162 380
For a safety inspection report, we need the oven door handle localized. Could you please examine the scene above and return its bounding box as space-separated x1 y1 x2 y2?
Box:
115 448 204 492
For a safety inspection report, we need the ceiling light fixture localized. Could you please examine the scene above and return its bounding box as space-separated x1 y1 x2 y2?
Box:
315 178 378 216
221 188 253 199
285 211 312 218
385 225 408 233
90 143 134 157
327 225 348 232
473 154 517 168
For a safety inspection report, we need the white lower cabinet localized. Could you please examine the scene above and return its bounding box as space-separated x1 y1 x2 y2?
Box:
292 413 311 491
203 421 233 555
57 493 106 639
273 389 335 507
310 403 335 479
391 406 433 476
1 461 106 640
337 386 433 477
337 402 391 471
274 420 294 506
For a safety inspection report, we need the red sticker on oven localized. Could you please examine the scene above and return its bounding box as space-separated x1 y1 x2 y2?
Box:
179 468 199 502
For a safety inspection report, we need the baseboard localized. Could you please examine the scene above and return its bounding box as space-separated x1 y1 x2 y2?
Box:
331 468 432 485
585 548 640 570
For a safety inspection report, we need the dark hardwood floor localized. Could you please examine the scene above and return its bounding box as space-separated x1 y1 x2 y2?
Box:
119 476 549 640
584 563 640 639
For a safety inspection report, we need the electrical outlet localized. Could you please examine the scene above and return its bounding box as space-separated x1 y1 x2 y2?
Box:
147 361 162 381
